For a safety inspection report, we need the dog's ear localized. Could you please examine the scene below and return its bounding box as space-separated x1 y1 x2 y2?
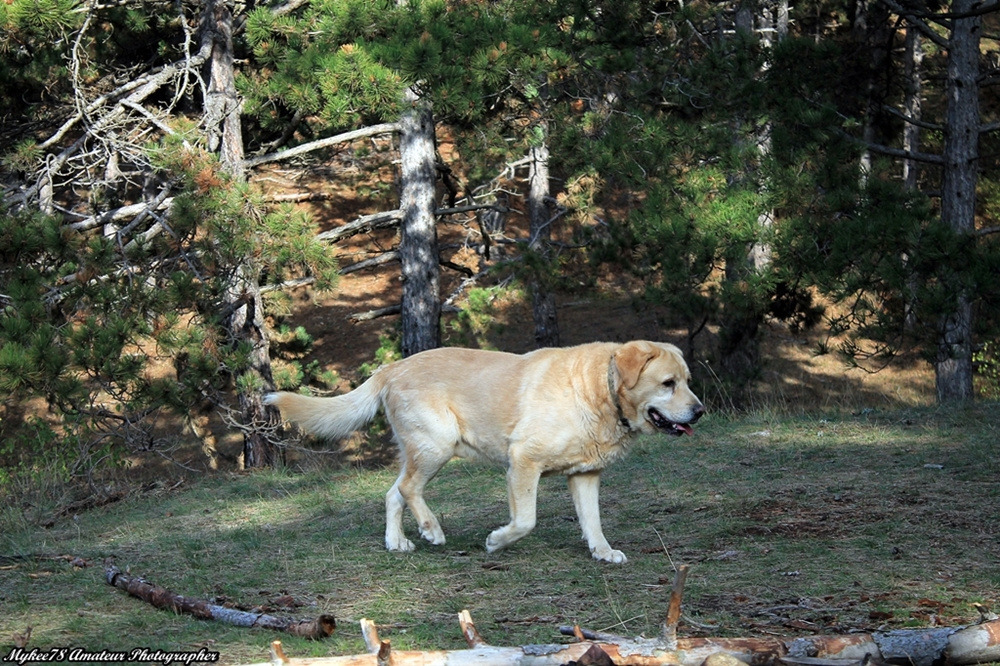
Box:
614 342 656 390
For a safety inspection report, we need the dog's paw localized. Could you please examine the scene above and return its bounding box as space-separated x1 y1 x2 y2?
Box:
592 548 627 564
419 523 446 545
386 537 416 552
484 531 505 553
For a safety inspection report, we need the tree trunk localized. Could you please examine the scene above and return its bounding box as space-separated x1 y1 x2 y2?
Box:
202 0 283 465
528 132 559 348
902 26 923 331
902 26 923 191
203 0 243 169
935 0 980 403
398 95 441 357
853 0 893 186
718 5 780 393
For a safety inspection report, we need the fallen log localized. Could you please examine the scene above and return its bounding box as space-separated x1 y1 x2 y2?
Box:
241 610 1000 666
104 563 335 639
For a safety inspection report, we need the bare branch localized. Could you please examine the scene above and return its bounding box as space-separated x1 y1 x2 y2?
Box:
243 123 400 169
869 143 944 164
315 210 404 243
67 193 174 232
436 203 510 217
879 0 950 48
340 251 399 274
261 191 339 204
881 104 942 132
15 43 212 210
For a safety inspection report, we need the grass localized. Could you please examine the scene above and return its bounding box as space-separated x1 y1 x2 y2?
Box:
2 403 999 665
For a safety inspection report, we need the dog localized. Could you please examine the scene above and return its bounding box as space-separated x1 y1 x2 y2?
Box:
265 340 704 563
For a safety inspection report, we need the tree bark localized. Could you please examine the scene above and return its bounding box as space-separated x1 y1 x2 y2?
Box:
934 0 980 403
902 26 924 191
853 0 893 185
528 132 560 349
203 0 243 169
398 95 441 357
201 0 283 465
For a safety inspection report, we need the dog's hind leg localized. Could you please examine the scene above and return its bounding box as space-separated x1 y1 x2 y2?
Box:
385 464 416 552
385 437 453 550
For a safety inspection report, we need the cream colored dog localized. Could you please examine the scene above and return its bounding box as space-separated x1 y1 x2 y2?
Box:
265 340 704 563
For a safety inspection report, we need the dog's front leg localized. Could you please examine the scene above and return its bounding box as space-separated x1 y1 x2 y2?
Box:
485 461 541 553
568 472 626 564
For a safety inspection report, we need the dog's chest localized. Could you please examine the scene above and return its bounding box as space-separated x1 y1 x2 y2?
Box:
542 433 631 476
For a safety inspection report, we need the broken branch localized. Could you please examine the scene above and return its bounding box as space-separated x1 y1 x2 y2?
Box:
104 562 335 639
244 123 400 169
243 613 1000 666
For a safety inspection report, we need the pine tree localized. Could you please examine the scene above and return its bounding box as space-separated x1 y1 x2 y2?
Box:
0 1 339 478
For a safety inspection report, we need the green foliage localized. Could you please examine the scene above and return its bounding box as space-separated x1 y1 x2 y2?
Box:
358 333 402 380
777 170 1000 369
974 341 1000 400
0 416 72 493
445 286 512 349
0 134 340 489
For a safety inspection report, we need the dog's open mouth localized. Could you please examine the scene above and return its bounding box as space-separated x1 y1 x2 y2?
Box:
648 407 694 436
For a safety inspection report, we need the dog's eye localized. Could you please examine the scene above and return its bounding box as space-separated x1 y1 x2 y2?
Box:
662 379 676 389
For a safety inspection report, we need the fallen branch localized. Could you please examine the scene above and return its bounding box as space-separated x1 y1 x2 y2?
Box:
243 611 1000 666
349 303 460 322
104 563 335 639
240 579 1000 666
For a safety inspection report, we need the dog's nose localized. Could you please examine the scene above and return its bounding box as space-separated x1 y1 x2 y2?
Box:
690 403 706 423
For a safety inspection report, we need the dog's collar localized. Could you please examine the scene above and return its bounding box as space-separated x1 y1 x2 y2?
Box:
607 356 633 431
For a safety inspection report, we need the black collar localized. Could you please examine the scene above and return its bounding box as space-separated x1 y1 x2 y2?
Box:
607 356 633 431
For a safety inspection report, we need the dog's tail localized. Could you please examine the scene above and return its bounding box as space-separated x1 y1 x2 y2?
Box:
264 371 386 440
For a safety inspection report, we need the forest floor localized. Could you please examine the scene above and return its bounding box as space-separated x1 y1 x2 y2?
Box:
2 398 998 666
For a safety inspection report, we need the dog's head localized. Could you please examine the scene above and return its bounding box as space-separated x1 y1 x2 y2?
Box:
613 341 704 436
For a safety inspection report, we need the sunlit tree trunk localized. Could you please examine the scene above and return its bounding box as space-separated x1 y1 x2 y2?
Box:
902 26 923 331
718 0 780 392
528 127 559 348
398 95 441 357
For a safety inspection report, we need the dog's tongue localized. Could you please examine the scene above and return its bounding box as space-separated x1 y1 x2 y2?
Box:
676 423 693 436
